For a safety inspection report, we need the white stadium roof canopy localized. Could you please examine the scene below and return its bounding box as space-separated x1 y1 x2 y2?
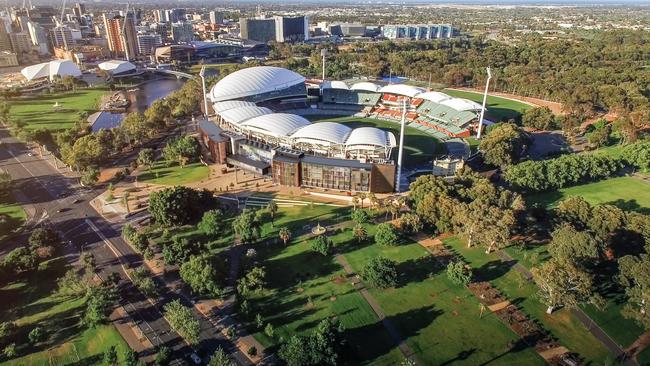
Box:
321 80 349 90
350 82 381 92
21 60 81 81
219 106 272 125
417 91 452 103
240 113 311 138
213 100 257 113
210 66 306 102
440 98 483 112
345 127 396 148
291 122 352 145
378 84 425 98
98 60 136 74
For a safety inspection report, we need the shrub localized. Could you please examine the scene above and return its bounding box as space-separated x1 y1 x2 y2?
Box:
446 261 472 286
361 257 398 289
375 223 400 246
311 235 333 256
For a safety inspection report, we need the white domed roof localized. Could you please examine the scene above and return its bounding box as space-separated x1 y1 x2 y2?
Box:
379 84 425 98
210 66 305 102
345 127 395 148
98 60 136 74
440 98 482 112
417 91 452 103
21 60 81 81
213 100 257 113
350 81 380 92
220 106 272 125
322 80 349 90
291 122 352 145
240 113 311 138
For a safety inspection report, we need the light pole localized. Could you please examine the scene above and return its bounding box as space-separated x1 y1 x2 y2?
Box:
395 98 407 193
476 67 492 139
199 65 209 118
320 48 328 81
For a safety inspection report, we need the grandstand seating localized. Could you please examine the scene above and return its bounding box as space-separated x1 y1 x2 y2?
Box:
322 89 381 106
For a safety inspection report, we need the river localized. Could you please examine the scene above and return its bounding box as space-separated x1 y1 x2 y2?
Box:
90 77 186 131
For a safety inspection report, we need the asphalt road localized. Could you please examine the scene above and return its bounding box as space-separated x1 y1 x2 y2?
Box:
0 125 251 366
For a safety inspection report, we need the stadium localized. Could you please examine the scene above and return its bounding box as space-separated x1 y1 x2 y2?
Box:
200 66 484 193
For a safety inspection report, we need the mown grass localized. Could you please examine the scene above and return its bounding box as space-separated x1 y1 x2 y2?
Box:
8 88 108 131
527 176 650 213
0 257 129 366
443 236 616 364
0 193 25 243
442 89 532 122
138 161 210 186
307 115 444 166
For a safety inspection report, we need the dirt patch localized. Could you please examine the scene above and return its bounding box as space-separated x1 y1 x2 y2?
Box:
625 329 650 362
488 300 511 312
332 275 347 284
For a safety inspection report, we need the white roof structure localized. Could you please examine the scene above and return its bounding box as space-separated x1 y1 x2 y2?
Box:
213 100 257 113
98 60 136 75
21 60 81 81
345 127 396 148
417 91 452 103
210 66 305 102
322 80 349 90
220 106 271 125
291 122 352 145
350 82 381 92
378 84 425 98
440 98 483 112
240 113 311 138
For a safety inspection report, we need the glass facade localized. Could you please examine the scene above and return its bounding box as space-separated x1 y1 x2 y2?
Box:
301 162 370 191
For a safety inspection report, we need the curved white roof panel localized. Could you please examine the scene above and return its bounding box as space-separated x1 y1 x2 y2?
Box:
220 106 271 125
21 60 81 81
98 60 136 74
440 98 482 112
345 127 395 148
417 91 452 103
291 122 352 145
213 100 256 113
241 113 311 138
322 80 349 90
350 82 380 92
210 66 305 102
379 84 425 98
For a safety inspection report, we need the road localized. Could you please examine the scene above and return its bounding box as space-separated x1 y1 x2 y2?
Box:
0 125 251 365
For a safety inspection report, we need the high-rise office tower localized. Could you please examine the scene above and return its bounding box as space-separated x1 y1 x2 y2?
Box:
274 15 309 43
209 11 223 25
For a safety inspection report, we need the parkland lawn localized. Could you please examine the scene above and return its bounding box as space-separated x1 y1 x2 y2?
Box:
528 176 650 213
245 203 544 365
138 161 210 186
443 89 532 122
0 193 25 243
308 116 444 166
0 257 129 365
8 88 107 131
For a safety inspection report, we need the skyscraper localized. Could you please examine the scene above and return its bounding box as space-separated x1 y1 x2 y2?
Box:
239 17 275 43
171 21 193 43
0 19 12 53
50 25 74 49
73 3 86 19
209 11 223 25
274 16 309 43
9 32 32 53
137 33 162 56
27 21 50 55
103 13 138 59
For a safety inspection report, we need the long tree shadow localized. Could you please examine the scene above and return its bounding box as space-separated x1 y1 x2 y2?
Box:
474 259 516 282
396 254 443 288
65 354 103 366
440 348 478 366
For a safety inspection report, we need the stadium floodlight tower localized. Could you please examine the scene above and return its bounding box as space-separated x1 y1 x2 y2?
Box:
199 65 209 117
320 48 328 80
395 98 407 193
476 67 492 139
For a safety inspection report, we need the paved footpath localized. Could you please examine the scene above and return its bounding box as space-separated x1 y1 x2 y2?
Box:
495 250 639 366
335 254 422 366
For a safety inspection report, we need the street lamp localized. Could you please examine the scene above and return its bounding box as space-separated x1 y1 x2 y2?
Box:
320 48 328 81
476 67 492 139
395 98 407 193
199 65 209 118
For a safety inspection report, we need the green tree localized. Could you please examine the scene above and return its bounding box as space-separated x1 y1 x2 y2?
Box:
163 299 201 345
479 123 530 167
148 186 216 227
587 124 611 148
163 136 200 167
124 349 144 366
361 256 398 289
28 227 61 249
279 336 309 366
3 247 38 274
532 258 597 314
232 209 261 244
267 201 278 226
446 261 472 286
208 347 234 366
137 148 155 170
83 282 118 327
351 208 370 224
28 327 44 344
81 167 100 186
3 343 16 359
311 235 333 256
522 106 556 130
264 323 275 338
179 255 227 297
352 224 368 243
63 134 109 170
102 345 118 366
618 254 650 329
0 171 11 195
198 209 224 237
155 346 171 366
279 226 291 245
548 224 601 266
237 266 266 297
374 223 400 246
398 213 422 234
